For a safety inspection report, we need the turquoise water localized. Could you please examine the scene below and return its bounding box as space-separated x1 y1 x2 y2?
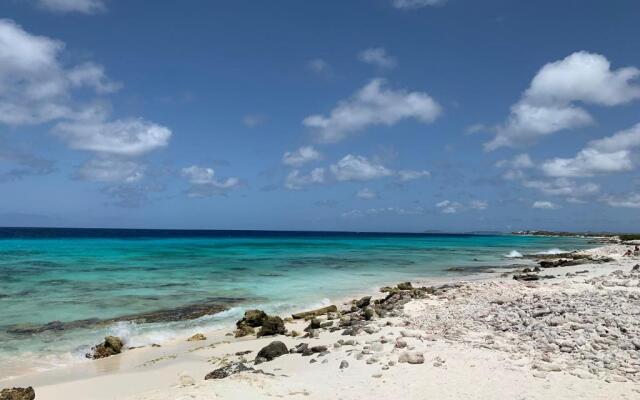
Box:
0 229 591 379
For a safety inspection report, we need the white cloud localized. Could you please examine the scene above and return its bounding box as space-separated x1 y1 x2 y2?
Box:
486 52 640 150
588 122 640 153
601 193 640 208
303 78 441 143
282 146 322 167
284 168 325 190
541 148 633 178
470 200 488 210
54 118 172 156
330 154 393 181
0 19 121 126
242 114 266 127
532 201 559 210
182 165 241 196
37 0 106 14
436 199 487 213
436 200 462 214
392 0 447 9
358 47 396 69
522 178 599 197
76 158 144 183
307 59 331 75
540 123 640 178
356 188 377 199
398 169 431 181
342 206 425 218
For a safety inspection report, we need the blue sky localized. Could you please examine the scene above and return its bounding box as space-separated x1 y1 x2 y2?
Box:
1 0 640 232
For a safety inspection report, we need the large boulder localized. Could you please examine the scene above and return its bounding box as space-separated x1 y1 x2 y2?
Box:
0 387 35 400
86 336 123 359
257 316 285 337
236 310 268 328
256 341 288 363
234 324 255 338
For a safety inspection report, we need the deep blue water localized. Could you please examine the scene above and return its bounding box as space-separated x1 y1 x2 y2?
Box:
0 228 592 378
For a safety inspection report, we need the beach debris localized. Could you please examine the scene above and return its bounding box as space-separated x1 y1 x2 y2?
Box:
86 336 123 359
0 387 35 400
257 316 286 337
292 305 338 320
187 333 206 341
339 360 349 369
255 341 288 363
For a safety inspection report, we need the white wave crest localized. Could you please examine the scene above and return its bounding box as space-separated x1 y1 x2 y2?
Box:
504 250 523 258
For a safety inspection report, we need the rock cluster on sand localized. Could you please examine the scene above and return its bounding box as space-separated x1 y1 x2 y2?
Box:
0 387 35 400
86 336 124 359
235 310 285 338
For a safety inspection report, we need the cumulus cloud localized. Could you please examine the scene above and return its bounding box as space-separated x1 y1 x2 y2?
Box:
304 78 442 143
398 169 431 181
181 165 241 197
282 146 322 167
76 158 144 183
0 19 120 125
284 168 325 190
541 148 633 178
356 188 377 199
486 52 640 150
532 201 559 210
358 47 397 70
37 0 106 14
601 193 640 208
540 123 640 178
54 118 172 156
436 200 462 214
392 0 447 9
330 154 393 181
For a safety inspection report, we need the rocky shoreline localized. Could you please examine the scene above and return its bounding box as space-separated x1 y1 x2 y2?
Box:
4 243 640 399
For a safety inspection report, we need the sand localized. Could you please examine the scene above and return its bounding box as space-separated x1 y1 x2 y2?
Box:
3 243 640 399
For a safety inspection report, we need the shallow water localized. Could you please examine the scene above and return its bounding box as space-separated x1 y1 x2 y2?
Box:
0 228 591 379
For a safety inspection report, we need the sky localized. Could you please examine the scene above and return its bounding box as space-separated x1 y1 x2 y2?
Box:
1 0 640 233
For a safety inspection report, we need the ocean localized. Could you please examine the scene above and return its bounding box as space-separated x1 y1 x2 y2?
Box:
0 228 592 379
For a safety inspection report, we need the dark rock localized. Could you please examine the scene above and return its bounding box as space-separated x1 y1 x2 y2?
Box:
292 305 338 320
0 387 35 400
355 296 371 308
234 324 255 338
339 360 349 369
205 362 253 379
257 316 285 337
397 282 413 290
311 345 328 353
236 310 267 328
256 341 288 362
632 264 640 272
363 307 375 320
86 336 123 359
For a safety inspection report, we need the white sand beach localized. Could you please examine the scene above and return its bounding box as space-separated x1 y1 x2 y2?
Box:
4 243 640 400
